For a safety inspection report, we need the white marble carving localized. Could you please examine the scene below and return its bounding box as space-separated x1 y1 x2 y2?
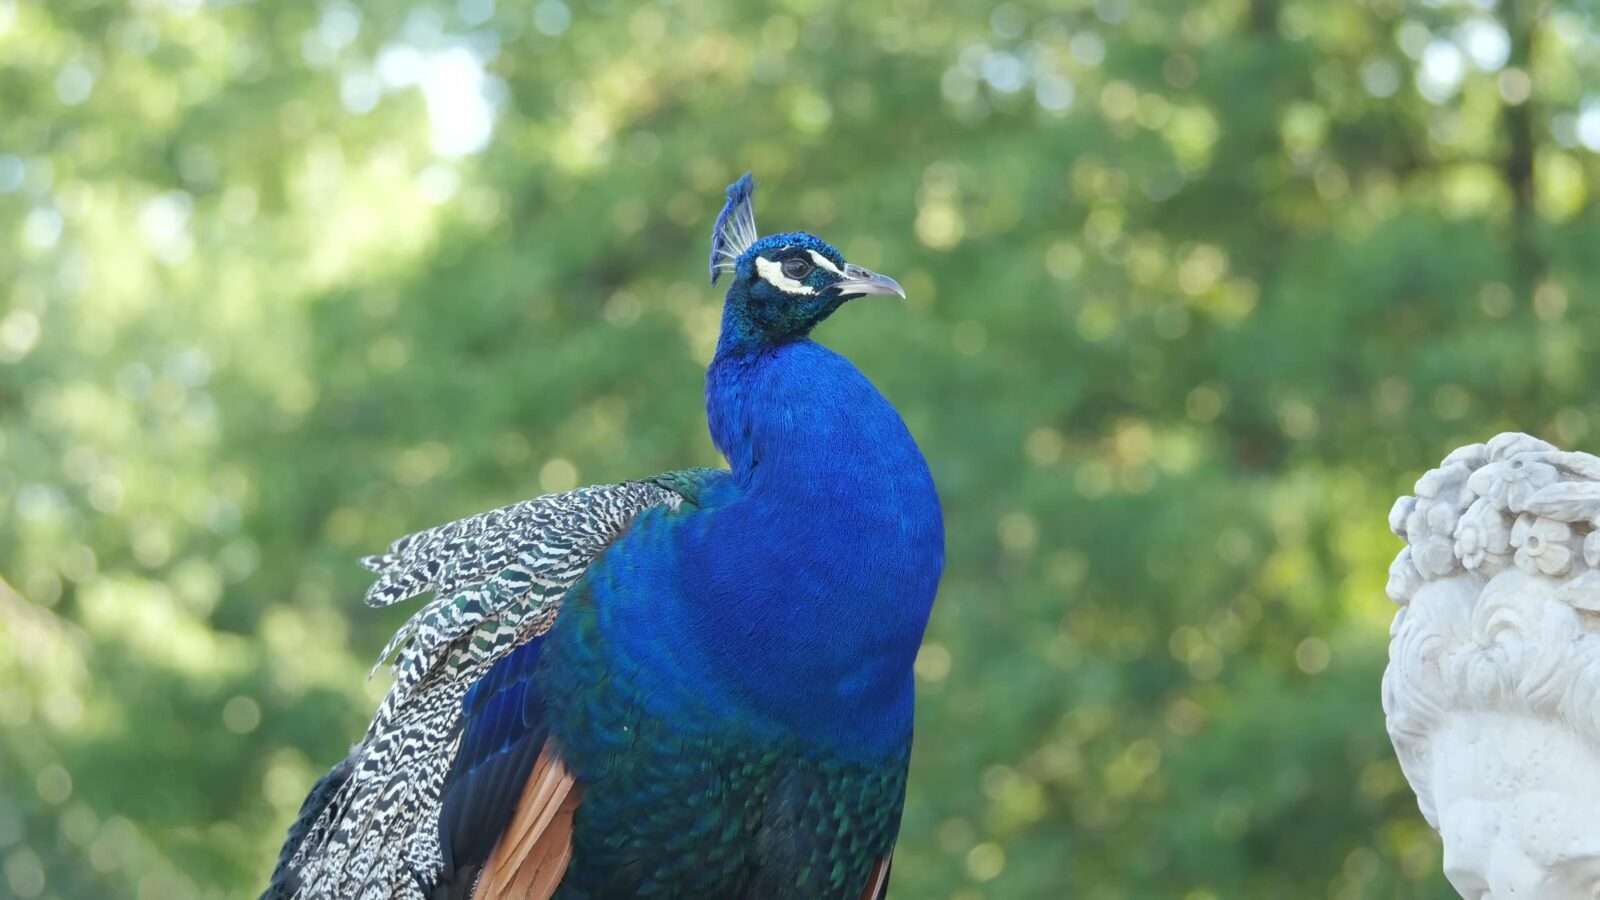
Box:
1383 432 1600 899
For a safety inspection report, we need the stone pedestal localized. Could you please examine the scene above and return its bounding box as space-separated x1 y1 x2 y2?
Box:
1383 433 1600 899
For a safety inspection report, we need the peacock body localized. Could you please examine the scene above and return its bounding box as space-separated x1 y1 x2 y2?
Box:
265 175 943 900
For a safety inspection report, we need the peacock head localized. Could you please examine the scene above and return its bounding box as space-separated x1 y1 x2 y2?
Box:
709 173 904 349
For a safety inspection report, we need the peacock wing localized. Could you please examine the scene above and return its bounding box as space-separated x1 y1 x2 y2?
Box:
263 470 725 900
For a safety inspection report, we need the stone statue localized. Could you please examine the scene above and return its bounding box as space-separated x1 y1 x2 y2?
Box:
1383 432 1600 898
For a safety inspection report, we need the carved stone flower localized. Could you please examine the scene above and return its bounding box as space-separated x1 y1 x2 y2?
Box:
1510 514 1573 577
1504 458 1561 512
1412 536 1457 578
1425 501 1457 535
1404 499 1462 548
1467 457 1560 514
1414 462 1470 500
1454 498 1511 572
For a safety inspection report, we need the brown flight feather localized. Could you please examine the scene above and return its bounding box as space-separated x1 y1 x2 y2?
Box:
473 744 580 900
860 854 893 900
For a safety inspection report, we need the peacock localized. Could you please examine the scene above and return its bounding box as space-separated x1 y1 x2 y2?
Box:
263 174 945 900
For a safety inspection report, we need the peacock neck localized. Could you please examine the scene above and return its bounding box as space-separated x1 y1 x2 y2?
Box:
704 337 762 482
705 337 898 496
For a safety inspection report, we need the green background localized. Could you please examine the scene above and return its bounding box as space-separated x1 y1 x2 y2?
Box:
3 0 1597 897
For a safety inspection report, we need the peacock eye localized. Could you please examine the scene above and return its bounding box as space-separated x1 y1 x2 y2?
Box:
781 257 812 280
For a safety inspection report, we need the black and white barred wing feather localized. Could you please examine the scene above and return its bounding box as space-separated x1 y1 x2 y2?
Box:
264 477 695 900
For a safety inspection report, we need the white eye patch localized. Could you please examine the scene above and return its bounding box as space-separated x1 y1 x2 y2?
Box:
806 250 844 276
754 256 816 295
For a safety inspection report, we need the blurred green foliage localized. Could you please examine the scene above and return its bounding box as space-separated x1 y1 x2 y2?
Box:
4 0 1600 897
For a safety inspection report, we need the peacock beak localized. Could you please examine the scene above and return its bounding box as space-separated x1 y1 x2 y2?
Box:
833 264 906 300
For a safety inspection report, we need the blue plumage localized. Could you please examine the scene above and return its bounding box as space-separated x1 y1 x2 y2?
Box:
664 339 940 755
267 175 938 900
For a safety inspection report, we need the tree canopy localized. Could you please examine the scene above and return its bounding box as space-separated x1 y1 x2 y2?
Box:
4 0 1599 897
